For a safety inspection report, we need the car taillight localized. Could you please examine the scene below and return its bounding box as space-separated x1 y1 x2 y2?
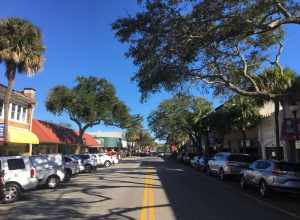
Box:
272 169 287 176
30 168 36 178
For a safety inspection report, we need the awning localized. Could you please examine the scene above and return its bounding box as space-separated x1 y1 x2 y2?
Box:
8 127 39 144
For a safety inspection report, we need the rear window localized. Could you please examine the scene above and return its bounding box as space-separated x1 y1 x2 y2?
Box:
78 155 89 160
276 162 300 172
7 159 25 170
228 155 254 163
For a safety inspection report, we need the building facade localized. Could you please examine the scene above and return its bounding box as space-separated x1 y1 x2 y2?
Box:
0 85 39 156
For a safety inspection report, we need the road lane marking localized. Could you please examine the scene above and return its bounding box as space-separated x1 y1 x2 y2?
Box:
140 168 156 220
140 175 149 220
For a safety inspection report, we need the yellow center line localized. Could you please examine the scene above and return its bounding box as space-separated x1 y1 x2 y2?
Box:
140 168 156 220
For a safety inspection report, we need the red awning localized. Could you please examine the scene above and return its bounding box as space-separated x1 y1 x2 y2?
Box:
32 119 98 147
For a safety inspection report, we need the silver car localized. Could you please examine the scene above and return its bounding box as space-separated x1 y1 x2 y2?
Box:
207 152 255 180
240 160 300 197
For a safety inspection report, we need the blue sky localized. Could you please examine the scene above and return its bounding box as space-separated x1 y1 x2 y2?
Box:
0 0 300 132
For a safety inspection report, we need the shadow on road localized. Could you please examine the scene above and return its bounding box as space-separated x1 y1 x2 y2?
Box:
140 158 300 220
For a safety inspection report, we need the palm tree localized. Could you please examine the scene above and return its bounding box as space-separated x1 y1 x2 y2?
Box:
0 18 44 144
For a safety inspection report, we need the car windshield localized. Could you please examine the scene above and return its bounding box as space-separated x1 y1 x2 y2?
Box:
275 162 300 172
228 155 254 163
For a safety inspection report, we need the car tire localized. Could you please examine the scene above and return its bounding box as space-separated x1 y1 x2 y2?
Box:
104 161 111 168
259 180 268 197
85 164 92 173
64 169 72 182
47 176 60 189
219 169 226 181
240 177 247 190
3 183 21 203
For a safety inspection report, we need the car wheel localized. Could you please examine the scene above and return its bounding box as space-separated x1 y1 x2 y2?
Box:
259 180 268 197
85 164 92 173
47 176 60 189
104 161 111 168
219 169 226 181
240 177 247 190
64 169 72 182
3 183 20 203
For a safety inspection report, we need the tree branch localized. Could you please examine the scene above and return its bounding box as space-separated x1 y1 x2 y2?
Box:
275 1 292 18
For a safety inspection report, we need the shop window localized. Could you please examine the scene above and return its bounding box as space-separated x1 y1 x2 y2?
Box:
10 104 17 120
22 108 27 122
16 106 22 120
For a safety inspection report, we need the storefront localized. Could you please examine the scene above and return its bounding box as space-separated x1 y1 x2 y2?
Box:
0 86 39 156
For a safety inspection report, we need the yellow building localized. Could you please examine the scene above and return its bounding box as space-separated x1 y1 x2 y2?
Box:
0 85 39 156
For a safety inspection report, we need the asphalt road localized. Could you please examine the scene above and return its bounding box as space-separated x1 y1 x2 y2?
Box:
0 157 300 220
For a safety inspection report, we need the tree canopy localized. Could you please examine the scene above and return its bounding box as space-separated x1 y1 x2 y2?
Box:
113 0 300 101
46 76 131 146
148 94 212 147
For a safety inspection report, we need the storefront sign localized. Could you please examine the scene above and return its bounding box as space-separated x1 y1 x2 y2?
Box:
296 140 300 149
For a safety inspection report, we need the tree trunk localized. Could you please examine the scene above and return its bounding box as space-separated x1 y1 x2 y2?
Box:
274 99 280 148
4 78 14 145
76 129 85 154
242 127 247 153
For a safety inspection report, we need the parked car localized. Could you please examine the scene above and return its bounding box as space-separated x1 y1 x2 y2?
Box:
197 156 210 172
0 170 4 202
190 155 202 168
240 160 300 197
111 154 119 164
69 155 85 172
75 154 98 172
97 153 113 167
30 155 65 189
207 152 255 180
63 155 80 180
0 156 38 203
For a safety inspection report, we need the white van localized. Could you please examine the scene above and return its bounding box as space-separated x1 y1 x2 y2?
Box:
0 156 38 203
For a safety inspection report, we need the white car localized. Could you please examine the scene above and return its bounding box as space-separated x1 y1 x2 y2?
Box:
75 154 98 172
63 155 80 178
69 155 85 172
111 154 119 164
97 153 113 167
0 156 38 203
30 154 65 189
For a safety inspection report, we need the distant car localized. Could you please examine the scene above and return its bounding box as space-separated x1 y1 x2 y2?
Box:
111 154 119 164
69 155 85 172
30 155 65 189
96 153 113 167
240 160 300 197
63 155 80 180
75 154 98 172
207 152 255 180
190 155 202 168
0 156 38 203
197 156 210 172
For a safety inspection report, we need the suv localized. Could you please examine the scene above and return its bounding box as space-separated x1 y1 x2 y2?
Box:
75 154 98 172
0 156 38 203
207 152 255 180
240 160 300 197
30 155 65 189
